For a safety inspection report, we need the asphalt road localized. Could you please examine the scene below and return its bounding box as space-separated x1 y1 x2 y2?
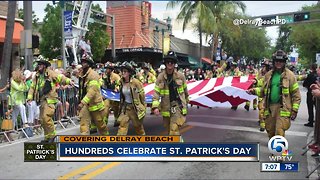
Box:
0 85 317 179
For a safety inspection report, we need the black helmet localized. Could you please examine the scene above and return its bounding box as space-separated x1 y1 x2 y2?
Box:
163 51 178 63
35 55 51 67
231 61 238 67
272 50 288 62
129 60 138 68
81 54 95 66
142 62 149 69
105 62 114 69
114 62 121 69
120 61 134 73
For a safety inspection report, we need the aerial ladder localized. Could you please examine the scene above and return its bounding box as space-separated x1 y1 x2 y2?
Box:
65 1 93 65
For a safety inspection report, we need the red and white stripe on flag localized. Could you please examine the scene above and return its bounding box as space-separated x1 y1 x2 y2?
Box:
143 75 257 108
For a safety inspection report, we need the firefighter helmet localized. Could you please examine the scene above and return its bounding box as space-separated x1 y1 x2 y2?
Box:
35 55 51 67
120 61 134 73
231 61 238 67
130 60 138 68
142 62 149 69
105 62 114 69
163 51 178 63
81 54 94 66
272 50 288 62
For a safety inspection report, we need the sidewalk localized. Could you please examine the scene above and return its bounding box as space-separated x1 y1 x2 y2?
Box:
306 130 320 179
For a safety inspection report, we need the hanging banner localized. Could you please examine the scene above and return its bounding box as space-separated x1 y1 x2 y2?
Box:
163 37 170 56
64 11 73 38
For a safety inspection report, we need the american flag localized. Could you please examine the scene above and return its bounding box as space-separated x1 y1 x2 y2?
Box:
101 75 257 107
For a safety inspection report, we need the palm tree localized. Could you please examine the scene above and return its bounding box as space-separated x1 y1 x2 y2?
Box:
202 1 246 62
167 1 246 65
0 1 17 90
167 1 213 68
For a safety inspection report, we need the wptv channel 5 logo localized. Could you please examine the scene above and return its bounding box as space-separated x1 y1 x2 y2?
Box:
268 135 293 161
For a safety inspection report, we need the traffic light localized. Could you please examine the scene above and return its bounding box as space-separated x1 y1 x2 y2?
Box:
32 35 39 49
94 14 105 21
293 12 310 22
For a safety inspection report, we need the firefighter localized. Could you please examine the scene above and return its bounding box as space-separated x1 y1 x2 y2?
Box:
212 62 227 78
117 61 146 135
102 62 121 127
27 56 73 142
255 59 271 132
244 63 258 111
248 50 301 138
226 61 242 77
152 51 189 141
77 55 109 135
138 62 156 84
226 62 243 110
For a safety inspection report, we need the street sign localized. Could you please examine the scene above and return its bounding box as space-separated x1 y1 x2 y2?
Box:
64 11 73 38
279 15 294 24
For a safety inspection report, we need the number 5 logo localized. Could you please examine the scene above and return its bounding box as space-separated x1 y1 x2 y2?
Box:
268 135 288 155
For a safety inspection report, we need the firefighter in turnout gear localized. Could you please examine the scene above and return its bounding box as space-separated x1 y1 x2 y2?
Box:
227 62 243 110
117 61 146 135
138 62 156 84
255 59 272 132
27 56 73 142
248 50 301 138
78 55 109 135
102 62 121 127
152 51 189 142
244 63 258 111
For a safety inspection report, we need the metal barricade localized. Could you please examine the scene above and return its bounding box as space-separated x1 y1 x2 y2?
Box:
0 93 20 143
53 86 78 130
0 86 79 144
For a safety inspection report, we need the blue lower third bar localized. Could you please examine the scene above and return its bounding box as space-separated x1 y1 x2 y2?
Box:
280 162 299 172
58 143 259 161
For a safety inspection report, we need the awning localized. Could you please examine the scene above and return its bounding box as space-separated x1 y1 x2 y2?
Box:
177 59 193 67
201 57 212 64
0 19 24 44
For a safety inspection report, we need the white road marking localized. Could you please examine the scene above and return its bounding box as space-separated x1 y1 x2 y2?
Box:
187 114 308 125
187 121 308 137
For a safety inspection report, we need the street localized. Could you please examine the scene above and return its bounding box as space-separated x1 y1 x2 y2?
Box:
0 86 316 179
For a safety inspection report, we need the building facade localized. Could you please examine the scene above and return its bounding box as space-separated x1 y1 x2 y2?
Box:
105 1 211 68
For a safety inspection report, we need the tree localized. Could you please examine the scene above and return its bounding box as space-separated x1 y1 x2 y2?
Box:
201 1 246 62
39 4 62 59
86 4 110 62
167 1 213 66
217 14 271 64
39 3 110 61
275 25 292 53
17 8 40 30
0 1 17 90
167 1 246 65
290 3 320 66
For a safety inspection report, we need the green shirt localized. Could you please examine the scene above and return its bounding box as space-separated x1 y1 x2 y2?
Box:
270 71 281 104
26 79 32 90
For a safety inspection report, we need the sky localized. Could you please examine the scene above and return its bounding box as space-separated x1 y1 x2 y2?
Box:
18 1 318 46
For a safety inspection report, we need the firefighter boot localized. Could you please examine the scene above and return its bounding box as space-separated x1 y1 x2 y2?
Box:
90 123 98 134
244 105 250 111
113 120 120 127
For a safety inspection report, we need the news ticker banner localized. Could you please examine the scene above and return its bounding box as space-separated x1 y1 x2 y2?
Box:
24 136 259 162
261 162 299 172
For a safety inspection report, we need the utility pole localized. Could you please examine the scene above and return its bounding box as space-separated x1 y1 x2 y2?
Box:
23 1 33 70
61 1 66 69
111 15 116 61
